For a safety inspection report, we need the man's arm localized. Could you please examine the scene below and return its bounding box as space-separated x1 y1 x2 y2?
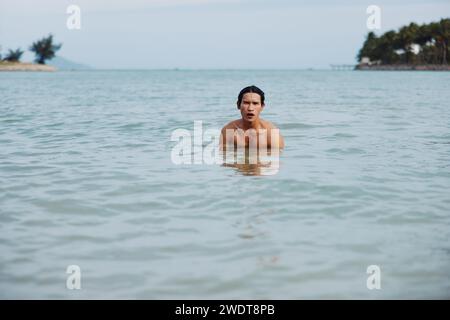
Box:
266 121 285 149
220 122 236 151
219 127 227 151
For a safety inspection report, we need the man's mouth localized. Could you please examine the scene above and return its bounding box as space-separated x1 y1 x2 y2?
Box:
247 113 255 118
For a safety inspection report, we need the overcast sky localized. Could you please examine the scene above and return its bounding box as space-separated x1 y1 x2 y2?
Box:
1 0 449 68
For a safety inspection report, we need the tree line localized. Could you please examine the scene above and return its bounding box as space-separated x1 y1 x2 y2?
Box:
0 34 62 64
358 18 450 65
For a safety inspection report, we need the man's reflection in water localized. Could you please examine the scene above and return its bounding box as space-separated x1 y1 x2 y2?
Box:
220 148 281 176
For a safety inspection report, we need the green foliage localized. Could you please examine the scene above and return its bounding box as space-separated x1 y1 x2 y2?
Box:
3 48 24 62
357 18 450 65
29 34 62 64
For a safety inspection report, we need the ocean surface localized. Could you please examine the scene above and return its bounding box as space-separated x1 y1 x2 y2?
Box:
1 70 449 299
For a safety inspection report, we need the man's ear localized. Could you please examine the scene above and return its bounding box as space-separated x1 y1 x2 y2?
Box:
237 102 240 109
261 103 265 109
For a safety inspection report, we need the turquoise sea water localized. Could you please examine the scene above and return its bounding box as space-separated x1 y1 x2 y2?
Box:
1 70 449 298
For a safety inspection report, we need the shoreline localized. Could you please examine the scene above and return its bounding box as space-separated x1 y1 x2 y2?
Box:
0 62 56 72
355 64 450 71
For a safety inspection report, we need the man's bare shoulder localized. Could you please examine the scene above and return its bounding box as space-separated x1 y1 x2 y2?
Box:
221 119 241 132
260 119 279 130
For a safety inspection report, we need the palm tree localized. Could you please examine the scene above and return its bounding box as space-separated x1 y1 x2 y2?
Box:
396 23 419 64
3 48 24 62
29 34 62 64
429 19 450 64
413 23 433 64
357 32 378 62
376 30 399 64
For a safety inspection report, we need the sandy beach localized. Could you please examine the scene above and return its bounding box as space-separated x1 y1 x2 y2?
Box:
0 61 56 72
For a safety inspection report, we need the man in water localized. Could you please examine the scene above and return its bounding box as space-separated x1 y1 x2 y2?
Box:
220 85 285 150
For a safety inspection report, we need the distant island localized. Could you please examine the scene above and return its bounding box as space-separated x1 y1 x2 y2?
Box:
356 18 450 71
0 57 91 72
49 56 92 70
0 34 63 72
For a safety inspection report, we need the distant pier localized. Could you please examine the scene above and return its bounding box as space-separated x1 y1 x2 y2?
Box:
330 64 355 71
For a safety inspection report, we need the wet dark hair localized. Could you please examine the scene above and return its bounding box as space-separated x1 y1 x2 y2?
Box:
237 85 265 108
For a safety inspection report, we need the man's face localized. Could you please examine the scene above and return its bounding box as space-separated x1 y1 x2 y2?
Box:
238 92 264 122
